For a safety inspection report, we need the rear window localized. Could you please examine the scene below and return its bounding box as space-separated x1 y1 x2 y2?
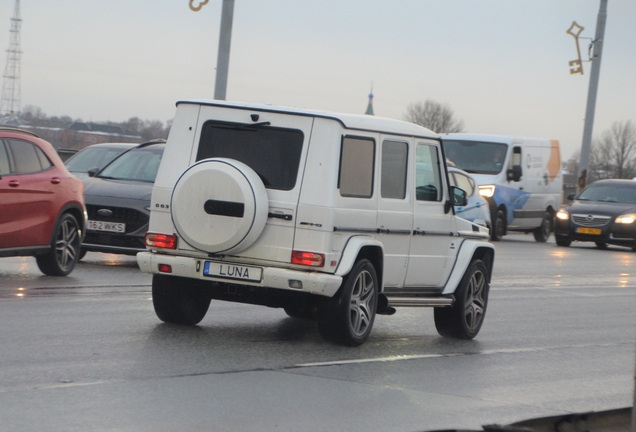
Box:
196 121 304 191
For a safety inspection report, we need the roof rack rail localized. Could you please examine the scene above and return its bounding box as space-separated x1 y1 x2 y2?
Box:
0 126 40 138
135 138 167 148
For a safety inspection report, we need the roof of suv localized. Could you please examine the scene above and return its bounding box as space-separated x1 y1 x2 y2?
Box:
176 100 438 139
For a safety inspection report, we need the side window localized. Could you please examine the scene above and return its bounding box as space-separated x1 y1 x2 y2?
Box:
452 171 475 196
35 146 53 170
339 136 375 198
8 140 43 174
381 140 408 199
0 141 11 175
415 143 443 202
510 146 522 167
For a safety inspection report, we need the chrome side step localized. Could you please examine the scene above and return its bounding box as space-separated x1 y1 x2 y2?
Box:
383 295 454 308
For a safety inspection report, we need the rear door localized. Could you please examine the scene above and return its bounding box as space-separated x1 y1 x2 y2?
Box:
193 106 314 262
0 139 58 248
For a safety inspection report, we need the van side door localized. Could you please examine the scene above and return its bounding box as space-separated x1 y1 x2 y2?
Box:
404 141 455 289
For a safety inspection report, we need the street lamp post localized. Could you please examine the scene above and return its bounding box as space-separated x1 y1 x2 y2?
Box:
189 0 235 101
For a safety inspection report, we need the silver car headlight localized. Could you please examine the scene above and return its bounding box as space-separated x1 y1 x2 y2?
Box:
556 209 570 220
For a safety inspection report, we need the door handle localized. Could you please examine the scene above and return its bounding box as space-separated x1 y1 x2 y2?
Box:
50 177 61 184
8 179 19 187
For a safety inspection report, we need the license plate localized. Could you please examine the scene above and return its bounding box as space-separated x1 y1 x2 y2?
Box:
576 227 602 235
203 262 262 282
87 220 126 233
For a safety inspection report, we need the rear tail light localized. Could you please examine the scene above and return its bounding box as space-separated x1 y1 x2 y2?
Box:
145 232 178 249
291 250 325 267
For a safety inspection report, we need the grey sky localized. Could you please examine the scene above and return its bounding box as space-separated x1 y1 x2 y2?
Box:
2 0 635 159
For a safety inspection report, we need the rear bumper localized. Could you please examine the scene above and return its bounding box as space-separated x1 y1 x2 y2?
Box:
137 252 343 297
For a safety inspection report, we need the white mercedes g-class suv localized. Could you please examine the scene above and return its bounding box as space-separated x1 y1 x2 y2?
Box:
137 100 495 346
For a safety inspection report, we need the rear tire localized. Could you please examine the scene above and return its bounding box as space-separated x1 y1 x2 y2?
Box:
533 212 552 243
317 259 378 346
435 260 489 339
36 213 81 276
490 210 505 241
152 275 211 325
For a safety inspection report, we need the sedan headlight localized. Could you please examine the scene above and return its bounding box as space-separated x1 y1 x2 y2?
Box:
556 209 569 220
615 214 636 224
479 185 495 198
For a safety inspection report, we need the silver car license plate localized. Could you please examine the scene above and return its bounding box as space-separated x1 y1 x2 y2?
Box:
87 220 126 233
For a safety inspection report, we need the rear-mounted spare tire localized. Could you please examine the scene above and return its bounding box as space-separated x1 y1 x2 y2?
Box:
171 158 268 254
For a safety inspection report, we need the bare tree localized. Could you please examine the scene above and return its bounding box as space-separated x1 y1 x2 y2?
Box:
595 120 636 179
404 99 465 133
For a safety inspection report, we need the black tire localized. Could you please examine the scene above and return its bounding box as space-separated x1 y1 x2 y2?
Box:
317 259 378 346
595 241 608 250
36 213 81 276
78 248 87 261
284 304 316 320
490 210 505 241
556 237 571 247
152 275 211 325
434 259 489 339
533 212 552 243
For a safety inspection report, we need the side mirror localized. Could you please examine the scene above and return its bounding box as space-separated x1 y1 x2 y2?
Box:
567 193 575 201
87 167 99 177
506 165 522 182
451 186 468 207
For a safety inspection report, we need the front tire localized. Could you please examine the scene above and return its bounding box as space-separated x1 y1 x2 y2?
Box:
317 259 378 346
556 237 571 247
36 213 81 276
595 241 608 250
533 212 552 243
491 210 505 241
152 275 211 325
434 260 489 339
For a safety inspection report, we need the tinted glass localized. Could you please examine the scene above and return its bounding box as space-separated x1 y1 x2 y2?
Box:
8 140 42 174
99 146 164 182
66 146 131 173
196 121 304 191
381 140 408 199
416 143 443 202
339 136 375 198
578 184 636 204
442 140 508 175
0 141 10 175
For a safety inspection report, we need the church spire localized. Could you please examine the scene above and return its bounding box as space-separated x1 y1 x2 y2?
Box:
365 83 374 115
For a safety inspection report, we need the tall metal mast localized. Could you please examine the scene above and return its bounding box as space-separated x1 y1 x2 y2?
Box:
1 0 22 116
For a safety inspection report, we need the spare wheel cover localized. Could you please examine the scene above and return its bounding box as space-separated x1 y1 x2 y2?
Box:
171 158 268 254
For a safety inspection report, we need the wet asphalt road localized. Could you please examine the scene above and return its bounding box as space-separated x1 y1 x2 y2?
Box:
0 234 634 431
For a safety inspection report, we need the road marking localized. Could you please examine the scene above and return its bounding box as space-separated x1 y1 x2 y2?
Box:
294 341 634 368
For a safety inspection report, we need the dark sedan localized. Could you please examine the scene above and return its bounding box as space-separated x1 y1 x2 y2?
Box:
81 139 165 257
555 179 636 251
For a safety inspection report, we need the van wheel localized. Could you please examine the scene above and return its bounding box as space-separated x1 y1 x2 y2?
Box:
533 212 552 242
152 275 211 325
434 259 489 339
490 210 505 241
36 213 81 276
317 259 378 346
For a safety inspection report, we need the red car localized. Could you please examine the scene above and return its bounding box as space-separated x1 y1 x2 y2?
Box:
0 127 86 275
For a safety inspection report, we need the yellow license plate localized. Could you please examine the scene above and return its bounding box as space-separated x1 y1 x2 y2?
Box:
577 227 602 235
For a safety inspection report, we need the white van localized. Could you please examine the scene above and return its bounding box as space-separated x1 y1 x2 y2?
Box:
442 134 562 242
137 101 494 346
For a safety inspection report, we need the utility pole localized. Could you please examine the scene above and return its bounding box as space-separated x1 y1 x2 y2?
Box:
1 0 22 116
189 0 234 101
577 0 608 191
